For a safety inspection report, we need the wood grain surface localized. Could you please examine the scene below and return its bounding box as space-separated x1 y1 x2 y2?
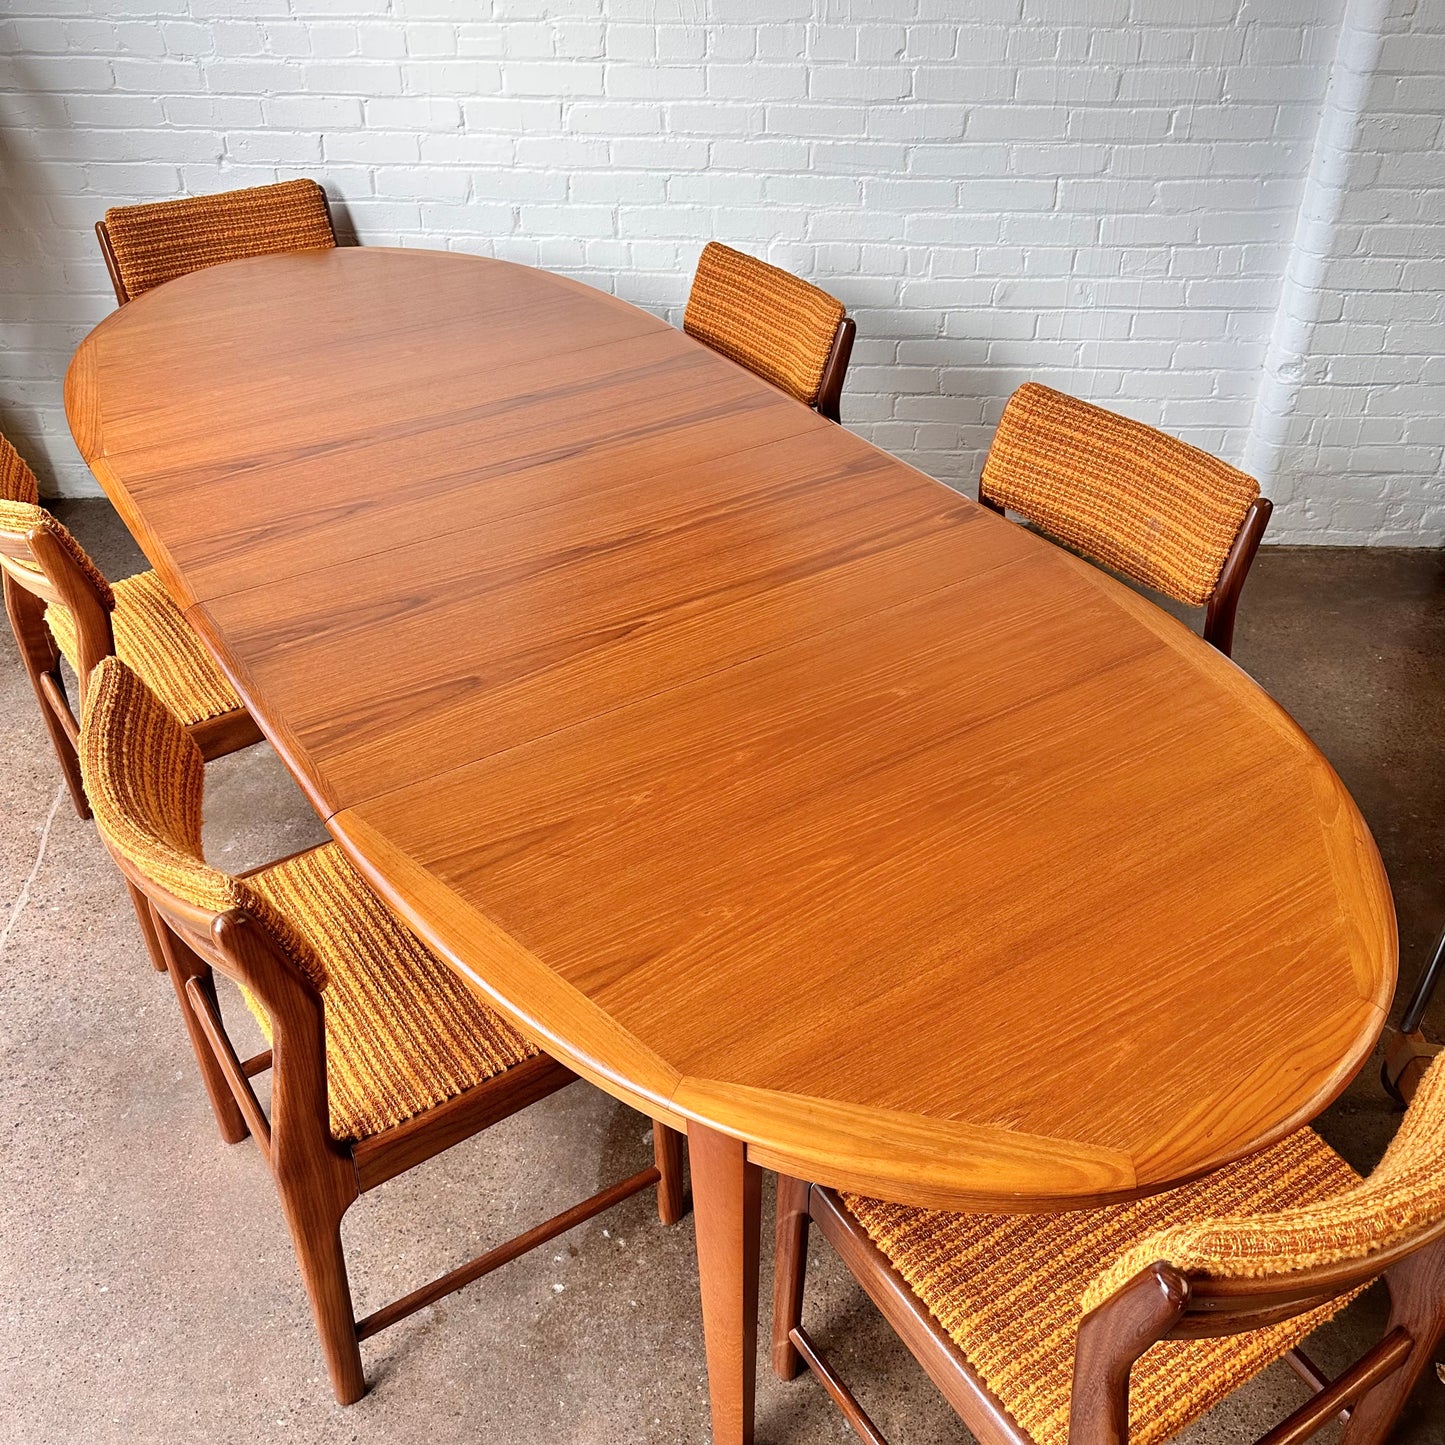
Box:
66 246 1396 1213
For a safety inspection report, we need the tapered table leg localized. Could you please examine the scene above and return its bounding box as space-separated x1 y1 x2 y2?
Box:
689 1121 762 1445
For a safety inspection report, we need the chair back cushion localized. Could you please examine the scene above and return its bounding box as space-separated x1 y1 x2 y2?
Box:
1084 1053 1445 1311
0 434 115 608
0 432 41 505
79 657 310 971
981 383 1260 607
683 242 844 407
102 179 335 301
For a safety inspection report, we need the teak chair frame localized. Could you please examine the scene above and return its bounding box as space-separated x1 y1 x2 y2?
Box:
815 315 856 425
95 192 338 306
773 1176 1445 1445
95 220 129 307
101 841 686 1406
978 491 1272 658
0 521 261 969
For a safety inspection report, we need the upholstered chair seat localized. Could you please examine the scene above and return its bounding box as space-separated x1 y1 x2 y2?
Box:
842 1128 1359 1445
46 568 242 727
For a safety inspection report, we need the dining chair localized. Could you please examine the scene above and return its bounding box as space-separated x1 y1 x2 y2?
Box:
773 1055 1445 1445
683 241 855 423
979 383 1272 656
77 655 687 1406
1384 922 1445 1104
95 178 336 305
0 431 261 971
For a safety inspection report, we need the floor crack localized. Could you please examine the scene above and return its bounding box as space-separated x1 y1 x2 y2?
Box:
0 782 65 963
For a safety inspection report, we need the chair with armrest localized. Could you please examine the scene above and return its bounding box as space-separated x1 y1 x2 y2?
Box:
980 382 1272 656
96 178 336 306
774 1054 1445 1445
0 431 262 969
683 241 855 423
77 655 686 1406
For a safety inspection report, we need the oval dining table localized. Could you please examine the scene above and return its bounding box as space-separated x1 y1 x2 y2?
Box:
66 246 1395 1443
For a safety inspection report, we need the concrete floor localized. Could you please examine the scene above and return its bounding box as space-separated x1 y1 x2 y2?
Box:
1 500 1442 1444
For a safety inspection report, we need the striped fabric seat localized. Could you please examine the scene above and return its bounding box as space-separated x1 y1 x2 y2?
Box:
79 656 537 1145
684 241 845 408
45 568 243 727
981 383 1261 608
843 1127 1361 1445
0 437 242 728
100 178 335 302
245 843 538 1142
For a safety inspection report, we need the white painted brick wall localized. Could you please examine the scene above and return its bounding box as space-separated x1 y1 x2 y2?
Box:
0 0 1440 544
1247 0 1445 543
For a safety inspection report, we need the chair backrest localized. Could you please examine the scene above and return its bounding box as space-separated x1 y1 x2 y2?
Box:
683 242 853 419
0 429 40 507
980 383 1262 610
78 655 335 1158
1063 1060 1445 1445
78 656 313 976
0 434 116 685
1082 1054 1445 1334
96 178 336 305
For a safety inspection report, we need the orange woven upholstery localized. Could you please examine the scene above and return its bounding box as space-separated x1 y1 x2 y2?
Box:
247 844 539 1142
47 569 242 725
0 432 40 505
101 179 335 301
0 435 240 722
684 242 845 407
1087 1052 1445 1306
79 657 539 1144
79 656 297 937
843 1127 1361 1445
981 383 1261 607
0 497 117 610
81 658 259 909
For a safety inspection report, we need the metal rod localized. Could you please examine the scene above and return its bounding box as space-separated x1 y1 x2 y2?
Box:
1401 922 1445 1034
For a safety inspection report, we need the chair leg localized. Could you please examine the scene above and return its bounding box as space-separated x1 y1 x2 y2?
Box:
4 576 89 819
157 926 250 1145
654 1121 687 1225
1342 1240 1445 1444
772 1174 811 1380
279 1188 367 1407
125 878 170 973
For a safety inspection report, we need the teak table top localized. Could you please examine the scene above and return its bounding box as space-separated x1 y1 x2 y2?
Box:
67 247 1395 1217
